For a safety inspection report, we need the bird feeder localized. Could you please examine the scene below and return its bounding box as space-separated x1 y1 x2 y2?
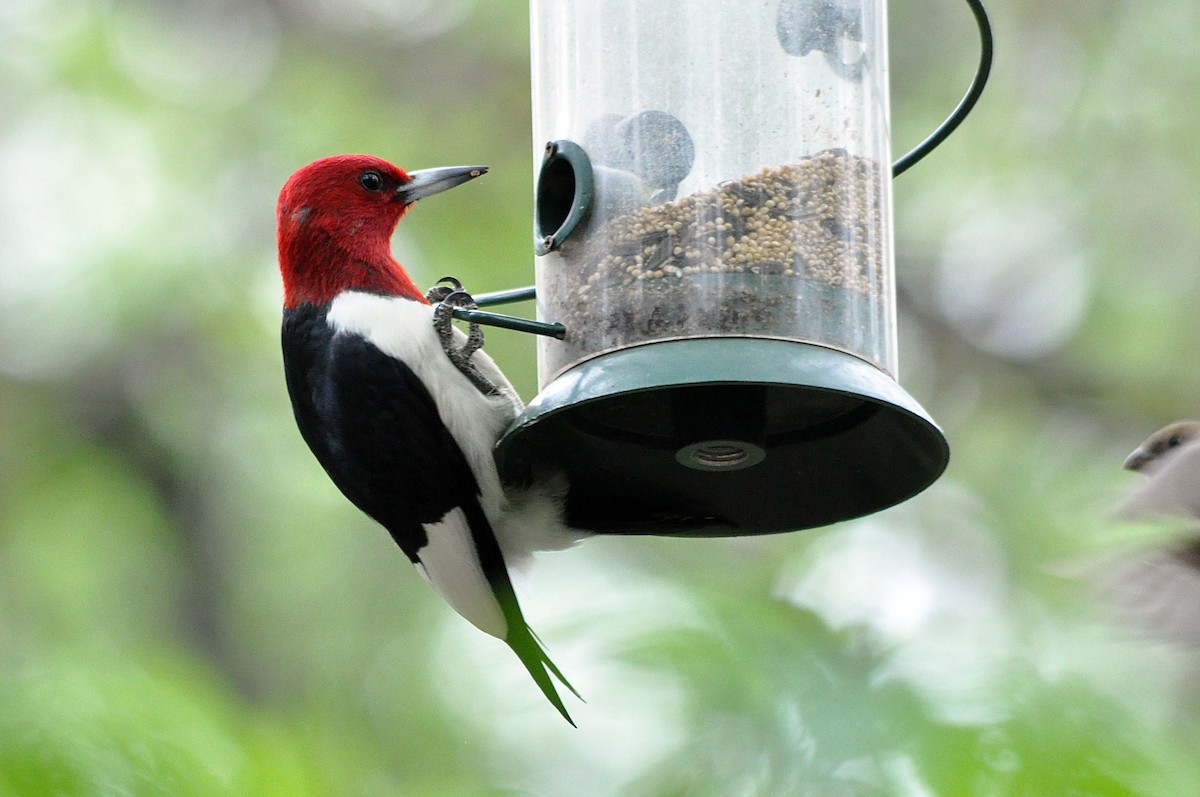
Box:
491 0 990 535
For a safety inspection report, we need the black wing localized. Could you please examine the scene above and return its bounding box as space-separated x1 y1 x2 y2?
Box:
282 303 480 559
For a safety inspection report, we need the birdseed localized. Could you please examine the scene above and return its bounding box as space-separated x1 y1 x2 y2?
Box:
543 149 888 375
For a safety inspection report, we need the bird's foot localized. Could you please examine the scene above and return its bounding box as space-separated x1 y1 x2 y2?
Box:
431 287 485 361
429 281 501 397
425 275 464 305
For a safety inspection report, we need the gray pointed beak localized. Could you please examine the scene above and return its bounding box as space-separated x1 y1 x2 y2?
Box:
396 165 488 203
1124 448 1149 472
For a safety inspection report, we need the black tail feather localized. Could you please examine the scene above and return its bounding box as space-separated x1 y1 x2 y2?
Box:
527 624 583 701
505 622 580 726
461 497 581 724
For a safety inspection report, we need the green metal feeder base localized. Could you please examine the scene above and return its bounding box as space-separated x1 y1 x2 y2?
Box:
495 338 949 536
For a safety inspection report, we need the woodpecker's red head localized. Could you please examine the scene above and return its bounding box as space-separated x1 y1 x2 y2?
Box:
276 154 487 308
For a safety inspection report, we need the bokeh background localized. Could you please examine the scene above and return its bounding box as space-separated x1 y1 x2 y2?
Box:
4 0 1200 794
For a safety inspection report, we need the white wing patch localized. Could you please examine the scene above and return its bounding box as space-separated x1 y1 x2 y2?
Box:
326 292 521 520
416 508 507 639
326 291 577 574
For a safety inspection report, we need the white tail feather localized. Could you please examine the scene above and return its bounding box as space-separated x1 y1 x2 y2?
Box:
494 474 586 571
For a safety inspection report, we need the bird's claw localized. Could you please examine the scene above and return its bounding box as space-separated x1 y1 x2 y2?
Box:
429 282 501 397
432 289 485 360
425 276 464 304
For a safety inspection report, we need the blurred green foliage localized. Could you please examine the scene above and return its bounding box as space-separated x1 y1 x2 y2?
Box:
3 0 1200 794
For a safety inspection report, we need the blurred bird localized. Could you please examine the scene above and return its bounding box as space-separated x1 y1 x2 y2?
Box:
1121 420 1200 512
276 154 579 723
1102 421 1200 644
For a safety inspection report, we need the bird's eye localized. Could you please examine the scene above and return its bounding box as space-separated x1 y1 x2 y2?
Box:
1169 435 1184 448
359 170 385 192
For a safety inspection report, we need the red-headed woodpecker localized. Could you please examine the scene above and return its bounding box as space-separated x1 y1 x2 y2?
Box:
276 154 579 723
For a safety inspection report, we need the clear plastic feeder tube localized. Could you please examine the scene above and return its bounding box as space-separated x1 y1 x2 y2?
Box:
531 0 896 382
